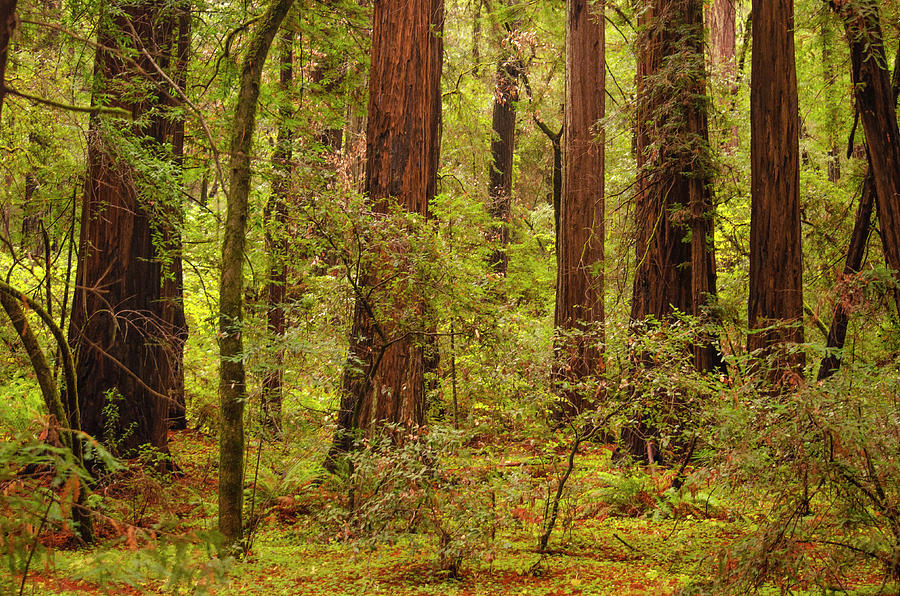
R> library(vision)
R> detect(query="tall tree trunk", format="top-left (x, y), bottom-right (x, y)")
top-left (631, 0), bottom-right (717, 355)
top-left (218, 0), bottom-right (296, 548)
top-left (166, 1), bottom-right (190, 431)
top-left (262, 28), bottom-right (292, 436)
top-left (830, 0), bottom-right (900, 283)
top-left (552, 0), bottom-right (605, 417)
top-left (68, 1), bottom-right (180, 457)
top-left (626, 0), bottom-right (716, 459)
top-left (487, 53), bottom-right (518, 274)
top-left (747, 0), bottom-right (804, 380)
top-left (818, 38), bottom-right (900, 380)
top-left (326, 0), bottom-right (444, 468)
top-left (707, 0), bottom-right (737, 149)
top-left (0, 0), bottom-right (18, 121)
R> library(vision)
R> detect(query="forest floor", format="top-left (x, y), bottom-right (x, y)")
top-left (4, 428), bottom-right (892, 595)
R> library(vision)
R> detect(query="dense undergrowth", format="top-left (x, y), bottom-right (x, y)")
top-left (2, 350), bottom-right (899, 595)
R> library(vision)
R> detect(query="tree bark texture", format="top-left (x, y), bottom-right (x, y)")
top-left (0, 0), bottom-right (18, 121)
top-left (166, 2), bottom-right (191, 430)
top-left (707, 0), bottom-right (737, 149)
top-left (68, 1), bottom-right (181, 456)
top-left (262, 28), bottom-right (293, 436)
top-left (708, 0), bottom-right (735, 69)
top-left (327, 0), bottom-right (444, 466)
top-left (625, 0), bottom-right (716, 460)
top-left (631, 0), bottom-right (717, 369)
top-left (218, 0), bottom-right (295, 547)
top-left (830, 0), bottom-right (900, 286)
top-left (487, 54), bottom-right (518, 274)
top-left (553, 0), bottom-right (605, 417)
top-left (747, 0), bottom-right (804, 378)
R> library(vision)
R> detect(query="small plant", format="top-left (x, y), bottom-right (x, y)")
top-left (331, 426), bottom-right (510, 578)
top-left (101, 388), bottom-right (137, 456)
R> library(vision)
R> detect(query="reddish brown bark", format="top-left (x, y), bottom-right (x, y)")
top-left (708, 0), bottom-right (735, 69)
top-left (747, 0), bottom-right (804, 378)
top-left (327, 0), bottom-right (443, 465)
top-left (631, 0), bottom-right (717, 368)
top-left (625, 0), bottom-right (716, 460)
top-left (552, 0), bottom-right (605, 417)
top-left (708, 0), bottom-right (737, 149)
top-left (818, 37), bottom-right (900, 380)
top-left (165, 2), bottom-right (190, 430)
top-left (487, 55), bottom-right (518, 274)
top-left (68, 2), bottom-right (180, 455)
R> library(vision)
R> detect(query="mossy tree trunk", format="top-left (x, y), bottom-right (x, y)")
top-left (218, 0), bottom-right (296, 547)
top-left (625, 0), bottom-right (717, 460)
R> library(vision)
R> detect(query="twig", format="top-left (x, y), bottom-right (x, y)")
top-left (2, 85), bottom-right (130, 118)
top-left (19, 499), bottom-right (53, 596)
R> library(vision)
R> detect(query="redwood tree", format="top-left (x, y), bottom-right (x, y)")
top-left (553, 0), bottom-right (605, 416)
top-left (630, 0), bottom-right (717, 366)
top-left (747, 0), bottom-right (804, 378)
top-left (625, 0), bottom-right (717, 459)
top-left (326, 0), bottom-right (444, 466)
top-left (68, 0), bottom-right (181, 456)
top-left (818, 30), bottom-right (900, 380)
top-left (487, 50), bottom-right (519, 274)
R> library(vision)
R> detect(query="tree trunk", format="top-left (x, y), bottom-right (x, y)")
top-left (626, 0), bottom-right (717, 459)
top-left (262, 27), bottom-right (293, 436)
top-left (533, 117), bottom-right (562, 252)
top-left (818, 37), bottom-right (900, 380)
top-left (817, 174), bottom-right (874, 380)
top-left (0, 282), bottom-right (93, 543)
top-left (326, 0), bottom-right (444, 468)
top-left (747, 0), bottom-right (804, 381)
top-left (631, 0), bottom-right (717, 357)
top-left (707, 0), bottom-right (737, 149)
top-left (166, 2), bottom-right (190, 431)
top-left (68, 1), bottom-right (180, 457)
top-left (0, 0), bottom-right (18, 121)
top-left (830, 0), bottom-right (900, 285)
top-left (218, 0), bottom-right (295, 548)
top-left (487, 54), bottom-right (518, 274)
top-left (552, 0), bottom-right (605, 417)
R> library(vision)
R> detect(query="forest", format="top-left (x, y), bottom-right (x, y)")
top-left (1, 0), bottom-right (899, 592)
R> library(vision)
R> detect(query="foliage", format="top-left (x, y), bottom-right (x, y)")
top-left (697, 357), bottom-right (900, 592)
top-left (330, 426), bottom-right (513, 578)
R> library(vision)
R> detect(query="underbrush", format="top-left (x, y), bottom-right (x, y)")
top-left (4, 351), bottom-right (900, 594)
